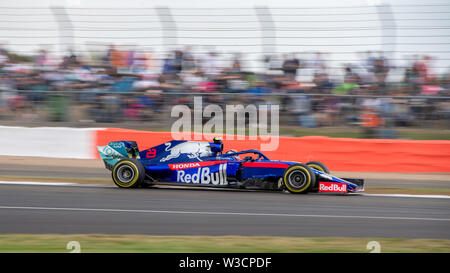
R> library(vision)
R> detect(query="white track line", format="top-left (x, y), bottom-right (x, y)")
top-left (0, 181), bottom-right (79, 186)
top-left (0, 181), bottom-right (110, 187)
top-left (0, 205), bottom-right (448, 222)
top-left (0, 181), bottom-right (449, 199)
top-left (360, 193), bottom-right (450, 199)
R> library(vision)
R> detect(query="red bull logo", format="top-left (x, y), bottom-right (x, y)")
top-left (318, 182), bottom-right (347, 193)
top-left (176, 164), bottom-right (227, 185)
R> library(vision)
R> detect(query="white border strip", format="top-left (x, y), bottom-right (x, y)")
top-left (0, 205), bottom-right (448, 222)
top-left (0, 181), bottom-right (78, 186)
top-left (0, 181), bottom-right (449, 199)
top-left (0, 181), bottom-right (108, 187)
top-left (359, 193), bottom-right (450, 199)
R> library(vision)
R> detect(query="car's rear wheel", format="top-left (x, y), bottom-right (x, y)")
top-left (112, 158), bottom-right (145, 188)
top-left (283, 164), bottom-right (316, 194)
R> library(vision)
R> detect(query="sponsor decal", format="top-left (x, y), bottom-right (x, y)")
top-left (160, 141), bottom-right (212, 162)
top-left (169, 161), bottom-right (227, 170)
top-left (109, 142), bottom-right (124, 149)
top-left (176, 163), bottom-right (228, 185)
top-left (170, 162), bottom-right (201, 170)
top-left (318, 182), bottom-right (347, 193)
top-left (100, 146), bottom-right (124, 159)
top-left (242, 162), bottom-right (290, 168)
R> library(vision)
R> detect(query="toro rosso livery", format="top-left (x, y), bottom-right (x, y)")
top-left (97, 138), bottom-right (364, 194)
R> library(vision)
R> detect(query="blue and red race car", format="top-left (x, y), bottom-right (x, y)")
top-left (97, 138), bottom-right (364, 194)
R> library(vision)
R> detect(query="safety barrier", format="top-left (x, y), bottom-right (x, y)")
top-left (94, 128), bottom-right (450, 173)
top-left (0, 126), bottom-right (447, 172)
top-left (0, 126), bottom-right (99, 159)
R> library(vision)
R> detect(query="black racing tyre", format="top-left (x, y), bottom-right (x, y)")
top-left (283, 163), bottom-right (316, 194)
top-left (306, 161), bottom-right (329, 192)
top-left (306, 161), bottom-right (330, 174)
top-left (112, 158), bottom-right (145, 188)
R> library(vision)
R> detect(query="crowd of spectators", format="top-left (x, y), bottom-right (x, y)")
top-left (0, 45), bottom-right (449, 134)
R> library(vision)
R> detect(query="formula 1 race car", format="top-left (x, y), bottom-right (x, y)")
top-left (97, 138), bottom-right (364, 194)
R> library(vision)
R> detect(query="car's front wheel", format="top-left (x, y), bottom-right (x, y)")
top-left (283, 164), bottom-right (316, 194)
top-left (112, 158), bottom-right (145, 188)
top-left (306, 161), bottom-right (329, 174)
top-left (306, 161), bottom-right (329, 192)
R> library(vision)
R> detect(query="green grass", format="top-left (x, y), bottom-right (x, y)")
top-left (0, 235), bottom-right (449, 253)
top-left (280, 127), bottom-right (450, 140)
top-left (395, 128), bottom-right (450, 140)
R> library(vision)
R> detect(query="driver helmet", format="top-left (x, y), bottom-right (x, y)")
top-left (224, 149), bottom-right (240, 160)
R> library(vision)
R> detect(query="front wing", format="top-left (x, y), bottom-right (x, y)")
top-left (314, 170), bottom-right (365, 193)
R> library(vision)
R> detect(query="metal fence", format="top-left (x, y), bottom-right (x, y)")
top-left (1, 90), bottom-right (449, 131)
top-left (1, 3), bottom-right (450, 78)
top-left (1, 3), bottom-right (450, 134)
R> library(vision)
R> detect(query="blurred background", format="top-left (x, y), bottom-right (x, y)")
top-left (0, 0), bottom-right (449, 139)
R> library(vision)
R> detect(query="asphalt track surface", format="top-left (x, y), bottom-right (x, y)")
top-left (0, 183), bottom-right (449, 239)
top-left (2, 162), bottom-right (450, 189)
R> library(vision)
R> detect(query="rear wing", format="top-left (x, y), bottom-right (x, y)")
top-left (97, 139), bottom-right (225, 169)
top-left (97, 141), bottom-right (140, 170)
